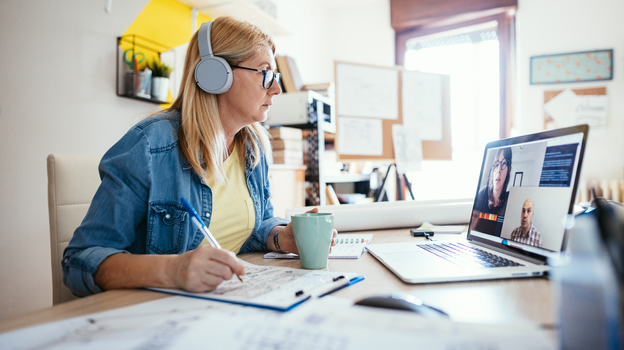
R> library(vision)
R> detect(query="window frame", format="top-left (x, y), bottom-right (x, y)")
top-left (395, 9), bottom-right (516, 139)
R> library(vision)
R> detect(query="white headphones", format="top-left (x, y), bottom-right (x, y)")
top-left (194, 21), bottom-right (233, 94)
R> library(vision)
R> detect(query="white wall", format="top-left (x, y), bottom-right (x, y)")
top-left (516, 0), bottom-right (624, 181)
top-left (0, 0), bottom-right (394, 320)
top-left (272, 0), bottom-right (394, 85)
top-left (0, 0), bottom-right (156, 320)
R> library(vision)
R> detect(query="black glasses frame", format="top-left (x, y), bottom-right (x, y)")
top-left (492, 160), bottom-right (508, 171)
top-left (231, 65), bottom-right (281, 89)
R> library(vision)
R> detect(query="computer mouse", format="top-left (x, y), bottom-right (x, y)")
top-left (354, 293), bottom-right (449, 318)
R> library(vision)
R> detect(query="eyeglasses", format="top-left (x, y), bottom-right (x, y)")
top-left (230, 65), bottom-right (281, 89)
top-left (492, 160), bottom-right (508, 171)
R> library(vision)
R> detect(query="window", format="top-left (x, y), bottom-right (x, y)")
top-left (391, 2), bottom-right (516, 201)
top-left (404, 23), bottom-right (501, 200)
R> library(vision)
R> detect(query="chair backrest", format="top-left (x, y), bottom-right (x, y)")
top-left (47, 154), bottom-right (102, 304)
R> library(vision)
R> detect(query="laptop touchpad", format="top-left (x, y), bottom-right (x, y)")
top-left (383, 250), bottom-right (438, 263)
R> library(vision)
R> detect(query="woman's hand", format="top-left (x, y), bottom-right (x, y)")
top-left (276, 207), bottom-right (338, 254)
top-left (165, 245), bottom-right (245, 293)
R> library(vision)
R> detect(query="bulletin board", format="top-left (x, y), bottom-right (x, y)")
top-left (334, 61), bottom-right (451, 161)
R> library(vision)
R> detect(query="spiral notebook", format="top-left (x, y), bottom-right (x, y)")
top-left (264, 234), bottom-right (373, 259)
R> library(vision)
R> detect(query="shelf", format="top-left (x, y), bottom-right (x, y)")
top-left (116, 35), bottom-right (174, 105)
top-left (118, 94), bottom-right (168, 105)
top-left (269, 164), bottom-right (306, 171)
top-left (178, 0), bottom-right (291, 36)
top-left (325, 174), bottom-right (371, 183)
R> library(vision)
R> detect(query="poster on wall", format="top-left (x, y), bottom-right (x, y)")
top-left (530, 49), bottom-right (612, 85)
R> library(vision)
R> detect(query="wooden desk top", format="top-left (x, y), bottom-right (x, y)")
top-left (0, 228), bottom-right (556, 334)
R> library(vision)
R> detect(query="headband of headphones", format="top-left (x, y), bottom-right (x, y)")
top-left (197, 21), bottom-right (215, 59)
top-left (194, 21), bottom-right (233, 94)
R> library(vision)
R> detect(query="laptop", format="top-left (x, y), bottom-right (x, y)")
top-left (366, 124), bottom-right (589, 284)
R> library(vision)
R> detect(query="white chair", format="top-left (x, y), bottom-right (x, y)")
top-left (47, 154), bottom-right (101, 304)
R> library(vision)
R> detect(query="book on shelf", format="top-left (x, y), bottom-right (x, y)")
top-left (271, 139), bottom-right (303, 151)
top-left (326, 184), bottom-right (340, 205)
top-left (268, 127), bottom-right (303, 140)
top-left (272, 156), bottom-right (304, 166)
top-left (273, 149), bottom-right (303, 159)
top-left (286, 56), bottom-right (304, 92)
top-left (275, 56), bottom-right (303, 93)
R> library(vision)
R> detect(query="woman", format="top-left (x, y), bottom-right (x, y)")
top-left (63, 17), bottom-right (335, 297)
top-left (474, 147), bottom-right (512, 216)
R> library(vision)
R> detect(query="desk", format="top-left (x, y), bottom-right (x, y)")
top-left (0, 228), bottom-right (556, 335)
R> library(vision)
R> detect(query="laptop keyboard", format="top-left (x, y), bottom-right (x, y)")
top-left (418, 242), bottom-right (524, 268)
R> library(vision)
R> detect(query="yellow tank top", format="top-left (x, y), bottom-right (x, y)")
top-left (201, 143), bottom-right (256, 253)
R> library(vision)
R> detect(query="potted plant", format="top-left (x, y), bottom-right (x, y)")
top-left (148, 58), bottom-right (173, 102)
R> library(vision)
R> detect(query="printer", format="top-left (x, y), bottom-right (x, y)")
top-left (265, 90), bottom-right (336, 133)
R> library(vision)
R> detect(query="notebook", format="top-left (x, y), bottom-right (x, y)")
top-left (147, 261), bottom-right (364, 311)
top-left (366, 125), bottom-right (588, 284)
top-left (264, 234), bottom-right (373, 259)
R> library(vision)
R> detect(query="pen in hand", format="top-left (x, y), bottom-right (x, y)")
top-left (180, 197), bottom-right (243, 283)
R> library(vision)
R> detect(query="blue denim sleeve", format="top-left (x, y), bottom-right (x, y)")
top-left (62, 127), bottom-right (151, 297)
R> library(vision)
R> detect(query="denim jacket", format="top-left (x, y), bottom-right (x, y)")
top-left (62, 110), bottom-right (288, 297)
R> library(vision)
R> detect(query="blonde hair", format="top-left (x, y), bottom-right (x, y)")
top-left (165, 16), bottom-right (274, 185)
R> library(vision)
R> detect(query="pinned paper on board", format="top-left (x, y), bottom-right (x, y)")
top-left (392, 124), bottom-right (423, 174)
top-left (336, 63), bottom-right (399, 120)
top-left (543, 87), bottom-right (607, 130)
top-left (337, 117), bottom-right (383, 156)
top-left (402, 70), bottom-right (443, 141)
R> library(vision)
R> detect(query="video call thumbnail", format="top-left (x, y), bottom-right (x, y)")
top-left (470, 140), bottom-right (579, 252)
top-left (499, 186), bottom-right (571, 251)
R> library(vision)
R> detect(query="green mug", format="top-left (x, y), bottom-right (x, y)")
top-left (291, 213), bottom-right (334, 269)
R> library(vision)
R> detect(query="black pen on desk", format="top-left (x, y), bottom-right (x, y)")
top-left (181, 197), bottom-right (243, 283)
top-left (295, 275), bottom-right (346, 298)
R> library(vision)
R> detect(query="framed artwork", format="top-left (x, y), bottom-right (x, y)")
top-left (530, 49), bottom-right (613, 85)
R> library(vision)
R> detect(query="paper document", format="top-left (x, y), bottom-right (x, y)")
top-left (265, 234), bottom-right (373, 259)
top-left (402, 70), bottom-right (443, 141)
top-left (337, 117), bottom-right (383, 156)
top-left (544, 88), bottom-right (607, 129)
top-left (0, 296), bottom-right (276, 350)
top-left (147, 261), bottom-right (363, 311)
top-left (392, 124), bottom-right (423, 174)
top-left (336, 63), bottom-right (399, 120)
top-left (176, 297), bottom-right (556, 350)
top-left (0, 296), bottom-right (555, 350)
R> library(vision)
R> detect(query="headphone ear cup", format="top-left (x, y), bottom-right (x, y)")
top-left (194, 56), bottom-right (233, 94)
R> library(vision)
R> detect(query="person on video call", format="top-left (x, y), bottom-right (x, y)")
top-left (62, 17), bottom-right (336, 297)
top-left (509, 198), bottom-right (542, 248)
top-left (474, 148), bottom-right (512, 216)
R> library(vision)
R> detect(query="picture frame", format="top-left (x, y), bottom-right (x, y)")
top-left (530, 49), bottom-right (613, 85)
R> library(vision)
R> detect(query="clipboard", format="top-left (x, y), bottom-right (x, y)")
top-left (146, 262), bottom-right (364, 312)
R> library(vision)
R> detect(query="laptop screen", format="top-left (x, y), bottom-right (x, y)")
top-left (468, 126), bottom-right (587, 257)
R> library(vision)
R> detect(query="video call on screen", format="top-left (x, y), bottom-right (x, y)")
top-left (470, 134), bottom-right (582, 253)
